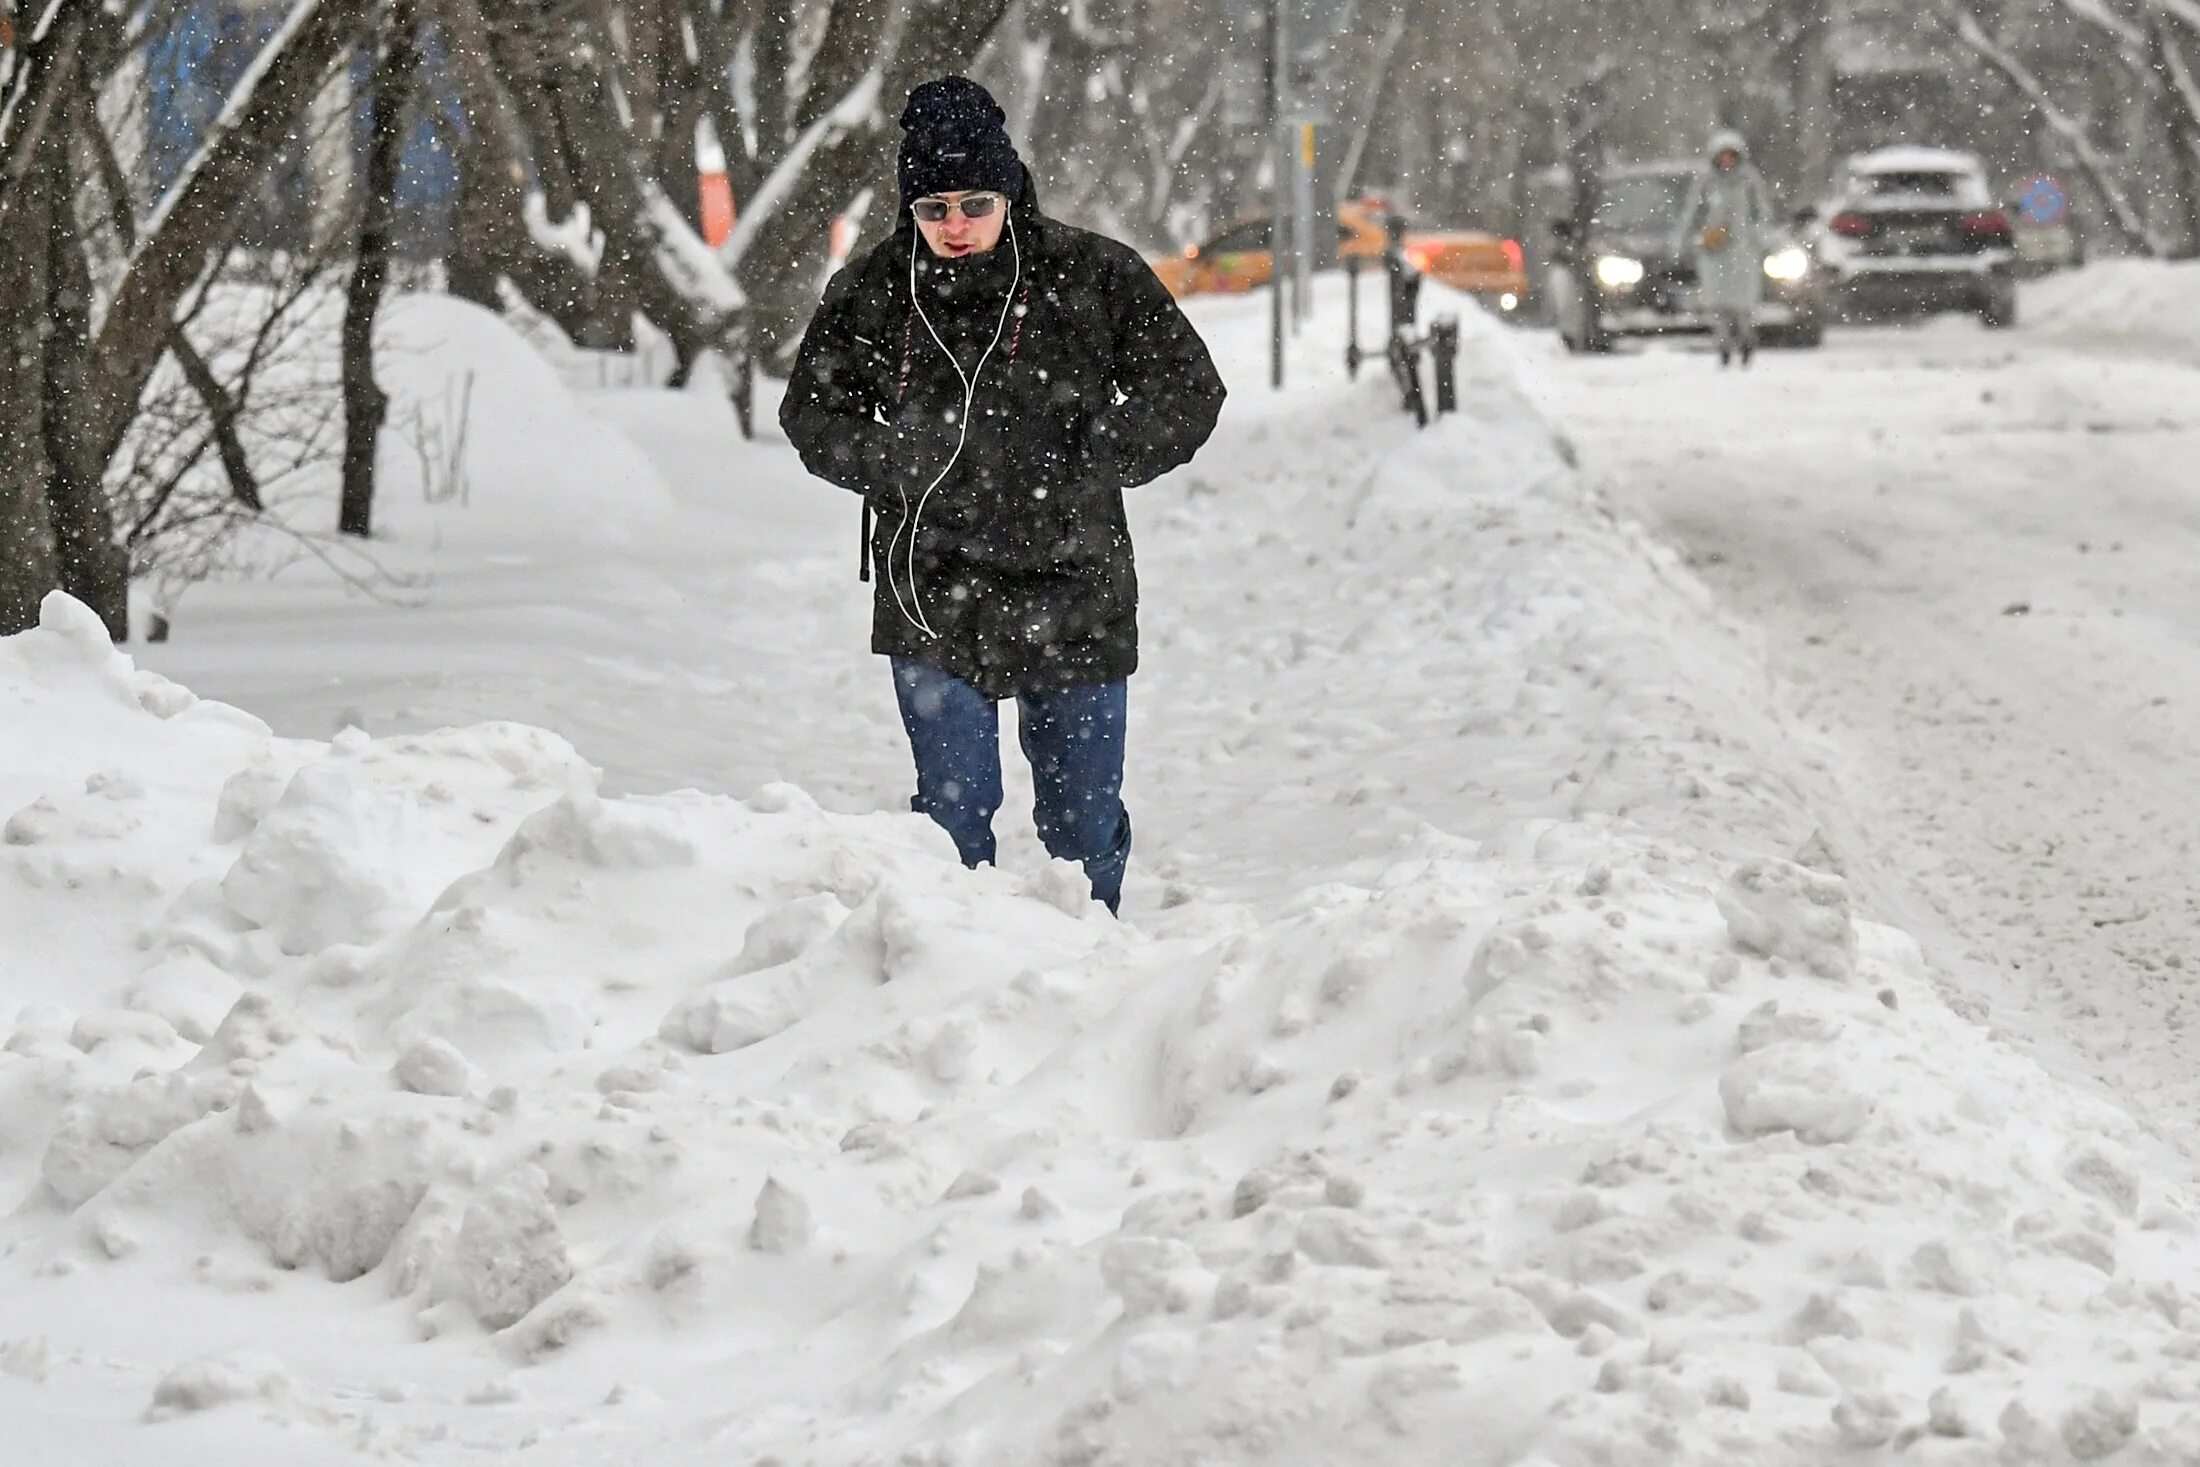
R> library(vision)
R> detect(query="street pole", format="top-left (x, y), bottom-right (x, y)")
top-left (1295, 121), bottom-right (1316, 329)
top-left (1269, 0), bottom-right (1287, 388)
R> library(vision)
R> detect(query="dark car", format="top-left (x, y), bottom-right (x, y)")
top-left (1543, 161), bottom-right (1825, 352)
top-left (1813, 147), bottom-right (2019, 328)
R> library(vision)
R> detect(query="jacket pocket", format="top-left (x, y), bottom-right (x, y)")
top-left (972, 568), bottom-right (1122, 666)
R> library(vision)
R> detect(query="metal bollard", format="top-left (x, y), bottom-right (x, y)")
top-left (1345, 255), bottom-right (1363, 379)
top-left (1390, 334), bottom-right (1427, 428)
top-left (1386, 254), bottom-right (1422, 337)
top-left (1382, 212), bottom-right (1421, 337)
top-left (1431, 316), bottom-right (1459, 417)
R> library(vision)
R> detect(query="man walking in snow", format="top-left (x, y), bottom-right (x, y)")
top-left (1676, 127), bottom-right (1774, 368)
top-left (779, 76), bottom-right (1226, 914)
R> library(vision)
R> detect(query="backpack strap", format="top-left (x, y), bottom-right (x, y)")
top-left (896, 305), bottom-right (916, 403)
top-left (1005, 281), bottom-right (1033, 362)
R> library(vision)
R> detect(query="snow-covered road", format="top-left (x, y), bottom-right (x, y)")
top-left (1511, 279), bottom-right (2200, 1147)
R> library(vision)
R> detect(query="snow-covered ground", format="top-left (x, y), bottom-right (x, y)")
top-left (9, 273), bottom-right (2200, 1464)
top-left (1509, 267), bottom-right (2200, 1151)
top-left (2026, 260), bottom-right (2200, 366)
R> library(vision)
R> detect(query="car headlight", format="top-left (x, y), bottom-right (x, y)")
top-left (1594, 255), bottom-right (1646, 290)
top-left (1762, 247), bottom-right (1811, 282)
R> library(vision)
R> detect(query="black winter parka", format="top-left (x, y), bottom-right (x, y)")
top-left (779, 170), bottom-right (1226, 700)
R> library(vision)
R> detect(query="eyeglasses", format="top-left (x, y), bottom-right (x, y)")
top-left (911, 194), bottom-right (1003, 223)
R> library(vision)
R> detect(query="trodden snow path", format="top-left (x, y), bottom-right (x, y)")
top-left (1508, 268), bottom-right (2200, 1157)
top-left (8, 278), bottom-right (2200, 1464)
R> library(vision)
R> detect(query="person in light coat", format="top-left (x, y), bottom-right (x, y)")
top-left (1675, 127), bottom-right (1774, 367)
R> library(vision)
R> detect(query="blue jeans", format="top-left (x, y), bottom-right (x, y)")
top-left (890, 659), bottom-right (1131, 913)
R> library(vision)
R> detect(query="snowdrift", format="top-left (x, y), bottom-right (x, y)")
top-left (133, 289), bottom-right (674, 623)
top-left (371, 293), bottom-right (677, 550)
top-left (9, 303), bottom-right (2200, 1466)
top-left (2027, 260), bottom-right (2200, 361)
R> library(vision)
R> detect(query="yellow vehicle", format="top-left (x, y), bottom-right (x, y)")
top-left (1151, 198), bottom-right (1528, 313)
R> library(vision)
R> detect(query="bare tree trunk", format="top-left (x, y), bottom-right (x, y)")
top-left (1021, 6), bottom-right (1101, 201)
top-left (735, 1), bottom-right (796, 206)
top-left (43, 88), bottom-right (129, 638)
top-left (80, 78), bottom-right (264, 514)
top-left (441, 0), bottom-right (747, 385)
top-left (171, 330), bottom-right (266, 513)
top-left (341, 0), bottom-right (420, 540)
top-left (0, 113), bottom-right (59, 635)
top-left (620, 0), bottom-right (670, 154)
top-left (1136, 71), bottom-right (1221, 230)
top-left (445, 145), bottom-right (505, 310)
top-left (483, 0), bottom-right (584, 220)
top-left (681, 0), bottom-right (751, 217)
top-left (610, 0), bottom-right (704, 235)
top-left (0, 0), bottom-right (90, 233)
top-left (1786, 1), bottom-right (1833, 194)
top-left (547, 26), bottom-right (722, 378)
top-left (428, 0), bottom-right (616, 344)
top-left (2153, 15), bottom-right (2200, 255)
top-left (656, 66), bottom-right (705, 232)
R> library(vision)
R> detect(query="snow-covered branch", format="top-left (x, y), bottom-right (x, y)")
top-left (92, 0), bottom-right (372, 466)
top-left (2147, 0), bottom-right (2200, 36)
top-left (136, 0), bottom-right (323, 244)
top-left (1686, 0), bottom-right (1777, 41)
top-left (0, 0), bottom-right (50, 129)
top-left (721, 67), bottom-right (883, 272)
top-left (1065, 0), bottom-right (1135, 49)
top-left (2053, 1), bottom-right (2200, 174)
top-left (2057, 0), bottom-right (2148, 48)
top-left (2162, 20), bottom-right (2200, 164)
top-left (524, 192), bottom-right (603, 275)
top-left (1131, 71), bottom-right (1220, 226)
top-left (1167, 73), bottom-right (1224, 175)
top-left (641, 181), bottom-right (745, 314)
top-left (1934, 0), bottom-right (2164, 254)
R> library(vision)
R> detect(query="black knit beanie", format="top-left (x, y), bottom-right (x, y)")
top-left (898, 77), bottom-right (1023, 209)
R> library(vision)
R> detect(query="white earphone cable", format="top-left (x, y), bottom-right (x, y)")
top-left (888, 212), bottom-right (1023, 639)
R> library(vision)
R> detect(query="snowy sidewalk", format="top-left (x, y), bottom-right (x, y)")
top-left (7, 289), bottom-right (2200, 1464)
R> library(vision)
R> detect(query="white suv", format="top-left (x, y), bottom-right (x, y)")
top-left (1814, 147), bottom-right (2019, 329)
